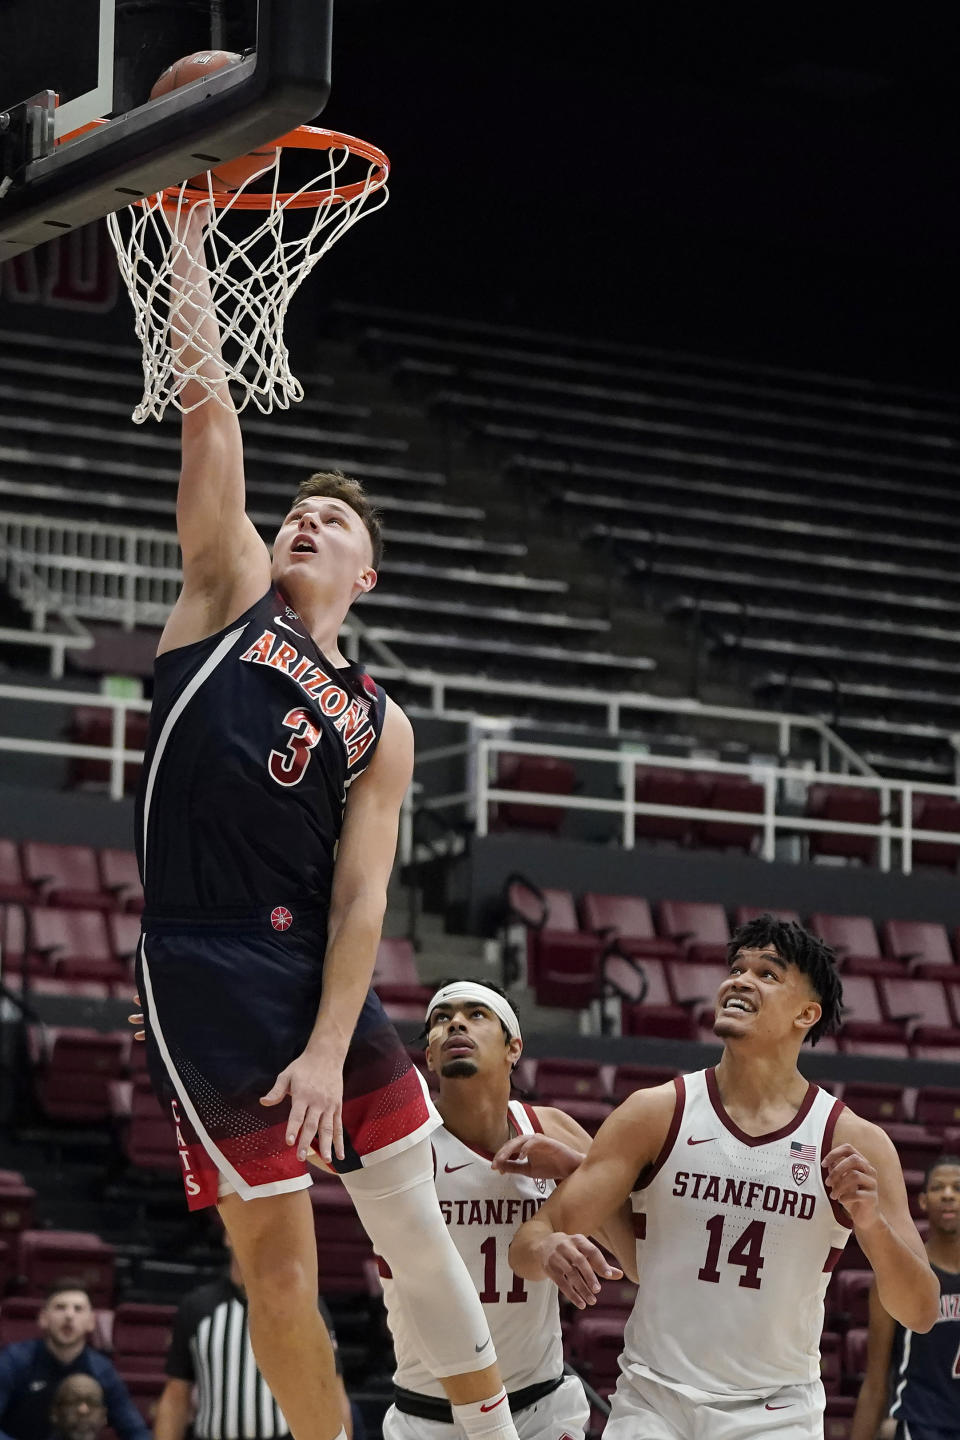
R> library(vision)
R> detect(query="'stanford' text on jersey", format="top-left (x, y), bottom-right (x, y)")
top-left (379, 1101), bottom-right (564, 1397)
top-left (135, 588), bottom-right (386, 913)
top-left (622, 1068), bottom-right (851, 1402)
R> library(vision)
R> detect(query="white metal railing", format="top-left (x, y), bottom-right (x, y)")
top-left (0, 682), bottom-right (150, 801)
top-left (416, 737), bottom-right (960, 876)
top-left (0, 510), bottom-right (877, 776)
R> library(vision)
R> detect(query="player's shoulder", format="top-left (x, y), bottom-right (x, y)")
top-left (831, 1103), bottom-right (898, 1161)
top-left (530, 1104), bottom-right (587, 1143)
top-left (615, 1077), bottom-right (681, 1121)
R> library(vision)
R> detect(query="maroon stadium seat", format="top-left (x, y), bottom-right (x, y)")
top-left (21, 843), bottom-right (113, 911)
top-left (1, 902), bottom-right (30, 976)
top-left (0, 1179), bottom-right (36, 1238)
top-left (0, 839), bottom-right (34, 904)
top-left (610, 1065), bottom-right (679, 1103)
top-left (883, 919), bottom-right (958, 979)
top-left (112, 1303), bottom-right (177, 1375)
top-left (633, 767), bottom-right (711, 847)
top-left (657, 900), bottom-right (730, 963)
top-left (98, 848), bottom-right (145, 913)
top-left (912, 794), bottom-right (960, 870)
top-left (491, 754), bottom-right (575, 834)
top-left (809, 913), bottom-right (901, 977)
top-left (108, 911), bottom-right (142, 969)
top-left (18, 1230), bottom-right (115, 1305)
top-left (372, 937), bottom-right (432, 1014)
top-left (805, 784), bottom-right (881, 864)
top-left (33, 1028), bottom-right (129, 1123)
top-left (120, 1373), bottom-right (165, 1426)
top-left (698, 775), bottom-right (765, 853)
top-left (835, 975), bottom-right (903, 1046)
top-left (733, 906), bottom-right (802, 927)
top-left (838, 1083), bottom-right (907, 1125)
top-left (606, 956), bottom-right (696, 1040)
top-left (878, 977), bottom-right (959, 1045)
top-left (568, 1313), bottom-right (624, 1397)
top-left (115, 1075), bottom-right (179, 1174)
top-left (824, 1398), bottom-right (855, 1440)
top-left (881, 1123), bottom-right (943, 1172)
top-left (552, 1098), bottom-right (611, 1135)
top-left (818, 1346), bottom-right (842, 1396)
top-left (0, 1297), bottom-right (43, 1346)
top-left (65, 707), bottom-right (148, 795)
top-left (29, 906), bottom-right (127, 984)
top-left (580, 893), bottom-right (680, 959)
top-left (666, 961), bottom-right (728, 1026)
top-left (507, 885), bottom-right (603, 1009)
top-left (838, 1037), bottom-right (910, 1060)
top-left (831, 1270), bottom-right (872, 1327)
top-left (533, 1059), bottom-right (607, 1102)
top-left (915, 1087), bottom-right (960, 1130)
top-left (843, 1328), bottom-right (869, 1385)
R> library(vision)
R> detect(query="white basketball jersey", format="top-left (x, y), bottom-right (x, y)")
top-left (622, 1068), bottom-right (851, 1401)
top-left (381, 1101), bottom-right (563, 1397)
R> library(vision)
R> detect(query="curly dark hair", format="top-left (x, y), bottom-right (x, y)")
top-left (923, 1154), bottom-right (960, 1191)
top-left (726, 915), bottom-right (843, 1046)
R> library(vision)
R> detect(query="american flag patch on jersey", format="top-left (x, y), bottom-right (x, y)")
top-left (791, 1140), bottom-right (817, 1162)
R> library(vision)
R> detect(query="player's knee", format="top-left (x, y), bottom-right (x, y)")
top-left (242, 1251), bottom-right (316, 1323)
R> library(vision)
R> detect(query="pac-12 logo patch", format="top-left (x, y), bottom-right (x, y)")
top-left (792, 1162), bottom-right (810, 1185)
top-left (271, 906), bottom-right (293, 931)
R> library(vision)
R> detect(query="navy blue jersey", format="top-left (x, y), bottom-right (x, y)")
top-left (889, 1263), bottom-right (960, 1435)
top-left (134, 587), bottom-right (385, 914)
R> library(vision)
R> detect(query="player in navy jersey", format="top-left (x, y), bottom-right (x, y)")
top-left (130, 204), bottom-right (523, 1440)
top-left (852, 1154), bottom-right (960, 1440)
top-left (511, 916), bottom-right (938, 1438)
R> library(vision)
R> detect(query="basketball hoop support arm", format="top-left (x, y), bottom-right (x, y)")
top-left (0, 0), bottom-right (333, 258)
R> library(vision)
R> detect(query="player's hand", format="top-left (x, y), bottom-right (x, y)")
top-left (127, 994), bottom-right (145, 1043)
top-left (492, 1133), bottom-right (585, 1181)
top-left (823, 1143), bottom-right (882, 1230)
top-left (260, 1049), bottom-right (346, 1164)
top-left (536, 1232), bottom-right (622, 1309)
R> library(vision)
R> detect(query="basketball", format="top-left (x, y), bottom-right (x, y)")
top-left (150, 50), bottom-right (278, 192)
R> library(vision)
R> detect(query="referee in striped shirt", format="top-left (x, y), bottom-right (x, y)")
top-left (154, 1241), bottom-right (354, 1440)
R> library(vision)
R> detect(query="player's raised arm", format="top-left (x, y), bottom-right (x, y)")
top-left (825, 1112), bottom-right (939, 1333)
top-left (159, 203), bottom-right (270, 653)
top-left (509, 1083), bottom-right (676, 1308)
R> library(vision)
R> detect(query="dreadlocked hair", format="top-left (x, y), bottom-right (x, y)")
top-left (726, 915), bottom-right (843, 1046)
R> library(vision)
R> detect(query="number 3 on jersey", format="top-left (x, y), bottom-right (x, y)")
top-left (269, 707), bottom-right (322, 786)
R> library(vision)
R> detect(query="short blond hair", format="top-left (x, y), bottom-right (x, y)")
top-left (292, 470), bottom-right (383, 569)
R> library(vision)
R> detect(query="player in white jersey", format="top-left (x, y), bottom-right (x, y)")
top-left (379, 978), bottom-right (635, 1440)
top-left (511, 915), bottom-right (939, 1439)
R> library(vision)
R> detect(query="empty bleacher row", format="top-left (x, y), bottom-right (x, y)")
top-left (0, 327), bottom-right (653, 694)
top-left (343, 304), bottom-right (960, 781)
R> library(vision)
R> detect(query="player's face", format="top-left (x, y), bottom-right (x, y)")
top-left (713, 946), bottom-right (821, 1048)
top-left (40, 1291), bottom-right (95, 1350)
top-left (272, 498), bottom-right (376, 606)
top-left (425, 1000), bottom-right (519, 1084)
top-left (50, 1377), bottom-right (106, 1440)
top-left (920, 1164), bottom-right (960, 1234)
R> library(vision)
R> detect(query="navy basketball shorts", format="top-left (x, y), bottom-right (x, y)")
top-left (135, 907), bottom-right (439, 1211)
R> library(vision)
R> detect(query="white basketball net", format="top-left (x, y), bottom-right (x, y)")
top-left (105, 131), bottom-right (389, 423)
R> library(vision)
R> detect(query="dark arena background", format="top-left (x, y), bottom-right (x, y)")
top-left (1, 3), bottom-right (959, 1436)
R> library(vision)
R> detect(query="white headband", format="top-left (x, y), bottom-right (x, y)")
top-left (425, 982), bottom-right (522, 1041)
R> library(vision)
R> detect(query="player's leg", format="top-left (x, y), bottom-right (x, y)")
top-left (219, 1188), bottom-right (343, 1440)
top-left (513, 1377), bottom-right (590, 1440)
top-left (342, 1140), bottom-right (520, 1438)
top-left (603, 1372), bottom-right (688, 1440)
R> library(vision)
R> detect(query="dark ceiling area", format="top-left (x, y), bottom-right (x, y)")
top-left (325, 3), bottom-right (959, 383)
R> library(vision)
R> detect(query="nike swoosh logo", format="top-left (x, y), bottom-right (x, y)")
top-left (687, 1136), bottom-right (716, 1146)
top-left (479, 1393), bottom-right (506, 1411)
top-left (274, 616), bottom-right (303, 636)
top-left (765, 1404), bottom-right (791, 1411)
top-left (445, 1161), bottom-right (474, 1173)
top-left (475, 1336), bottom-right (492, 1353)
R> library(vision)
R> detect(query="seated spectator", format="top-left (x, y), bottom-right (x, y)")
top-left (154, 1233), bottom-right (359, 1440)
top-left (0, 1278), bottom-right (148, 1440)
top-left (48, 1377), bottom-right (107, 1440)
